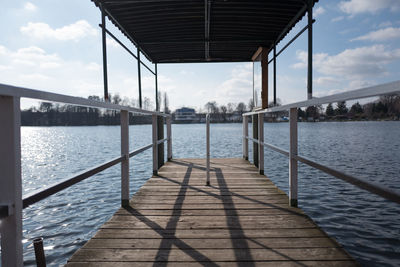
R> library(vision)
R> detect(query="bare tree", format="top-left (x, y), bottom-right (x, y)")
top-left (112, 93), bottom-right (121, 105)
top-left (205, 101), bottom-right (219, 114)
top-left (236, 102), bottom-right (246, 115)
top-left (220, 105), bottom-right (228, 122)
top-left (248, 98), bottom-right (254, 111)
top-left (380, 94), bottom-right (399, 115)
top-left (143, 97), bottom-right (153, 110)
top-left (227, 102), bottom-right (236, 113)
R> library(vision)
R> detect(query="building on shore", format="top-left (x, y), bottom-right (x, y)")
top-left (173, 107), bottom-right (199, 123)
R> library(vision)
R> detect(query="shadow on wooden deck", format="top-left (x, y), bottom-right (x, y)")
top-left (66, 158), bottom-right (357, 266)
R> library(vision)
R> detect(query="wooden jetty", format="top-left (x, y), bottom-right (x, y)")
top-left (67, 158), bottom-right (356, 266)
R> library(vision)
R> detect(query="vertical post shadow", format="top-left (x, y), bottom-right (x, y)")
top-left (153, 163), bottom-right (192, 266)
top-left (215, 167), bottom-right (255, 266)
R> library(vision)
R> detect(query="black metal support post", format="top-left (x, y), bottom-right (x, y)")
top-left (101, 4), bottom-right (109, 101)
top-left (273, 44), bottom-right (277, 105)
top-left (307, 1), bottom-right (313, 100)
top-left (33, 237), bottom-right (46, 267)
top-left (155, 63), bottom-right (159, 111)
top-left (157, 116), bottom-right (164, 168)
top-left (252, 114), bottom-right (258, 168)
top-left (137, 48), bottom-right (142, 108)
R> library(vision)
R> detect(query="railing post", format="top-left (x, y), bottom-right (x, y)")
top-left (157, 116), bottom-right (164, 168)
top-left (289, 108), bottom-right (298, 207)
top-left (206, 114), bottom-right (210, 186)
top-left (120, 110), bottom-right (129, 207)
top-left (152, 114), bottom-right (158, 175)
top-left (0, 96), bottom-right (23, 266)
top-left (242, 115), bottom-right (248, 160)
top-left (252, 114), bottom-right (258, 167)
top-left (167, 116), bottom-right (172, 161)
top-left (258, 113), bottom-right (264, 175)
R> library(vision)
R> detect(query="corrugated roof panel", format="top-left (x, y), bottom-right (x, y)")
top-left (92, 0), bottom-right (318, 63)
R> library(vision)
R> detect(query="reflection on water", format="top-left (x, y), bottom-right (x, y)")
top-left (18, 122), bottom-right (400, 266)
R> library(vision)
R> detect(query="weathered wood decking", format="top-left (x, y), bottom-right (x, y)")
top-left (67, 158), bottom-right (356, 266)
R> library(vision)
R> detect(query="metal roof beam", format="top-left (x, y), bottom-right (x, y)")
top-left (267, 19), bottom-right (314, 64)
top-left (94, 0), bottom-right (154, 62)
top-left (205, 0), bottom-right (211, 60)
top-left (141, 39), bottom-right (274, 45)
top-left (273, 3), bottom-right (307, 49)
top-left (101, 25), bottom-right (155, 75)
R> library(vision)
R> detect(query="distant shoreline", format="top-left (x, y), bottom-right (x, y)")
top-left (20, 118), bottom-right (400, 127)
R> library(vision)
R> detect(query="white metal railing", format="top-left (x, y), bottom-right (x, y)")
top-left (0, 83), bottom-right (172, 266)
top-left (243, 80), bottom-right (400, 207)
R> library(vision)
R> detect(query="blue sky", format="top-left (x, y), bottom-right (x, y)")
top-left (1, 0), bottom-right (400, 111)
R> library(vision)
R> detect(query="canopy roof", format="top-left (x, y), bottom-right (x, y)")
top-left (93, 0), bottom-right (317, 63)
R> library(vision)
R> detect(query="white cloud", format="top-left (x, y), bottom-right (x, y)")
top-left (292, 45), bottom-right (400, 80)
top-left (0, 45), bottom-right (9, 55)
top-left (21, 73), bottom-right (51, 82)
top-left (339, 0), bottom-right (400, 16)
top-left (0, 45), bottom-right (105, 99)
top-left (20, 20), bottom-right (97, 41)
top-left (106, 37), bottom-right (119, 48)
top-left (314, 77), bottom-right (339, 86)
top-left (314, 7), bottom-right (326, 18)
top-left (348, 80), bottom-right (373, 89)
top-left (0, 65), bottom-right (12, 71)
top-left (85, 62), bottom-right (101, 71)
top-left (24, 2), bottom-right (37, 11)
top-left (11, 46), bottom-right (61, 69)
top-left (179, 70), bottom-right (194, 75)
top-left (351, 27), bottom-right (400, 42)
top-left (331, 16), bottom-right (344, 22)
top-left (215, 63), bottom-right (253, 104)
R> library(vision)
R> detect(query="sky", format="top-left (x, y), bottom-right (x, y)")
top-left (1, 0), bottom-right (400, 111)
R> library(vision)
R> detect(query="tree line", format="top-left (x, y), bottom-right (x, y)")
top-left (297, 95), bottom-right (400, 121)
top-left (21, 94), bottom-right (400, 126)
top-left (21, 92), bottom-right (170, 126)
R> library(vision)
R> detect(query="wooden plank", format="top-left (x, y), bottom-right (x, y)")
top-left (67, 158), bottom-right (356, 266)
top-left (69, 247), bottom-right (352, 262)
top-left (66, 261), bottom-right (357, 267)
top-left (100, 221), bottom-right (315, 230)
top-left (147, 177), bottom-right (276, 182)
top-left (114, 208), bottom-right (304, 216)
top-left (125, 203), bottom-right (297, 210)
top-left (83, 237), bottom-right (340, 249)
top-left (92, 228), bottom-right (329, 239)
top-left (129, 195), bottom-right (288, 203)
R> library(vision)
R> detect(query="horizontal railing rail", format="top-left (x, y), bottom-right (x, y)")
top-left (0, 83), bottom-right (173, 266)
top-left (157, 138), bottom-right (168, 145)
top-left (22, 142), bottom-right (159, 209)
top-left (0, 83), bottom-right (170, 117)
top-left (242, 80), bottom-right (400, 206)
top-left (129, 144), bottom-right (153, 157)
top-left (22, 155), bottom-right (124, 209)
top-left (248, 137), bottom-right (400, 204)
top-left (293, 154), bottom-right (400, 204)
top-left (246, 136), bottom-right (289, 157)
top-left (244, 80), bottom-right (400, 116)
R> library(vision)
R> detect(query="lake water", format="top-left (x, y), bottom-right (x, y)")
top-left (8, 122), bottom-right (400, 266)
